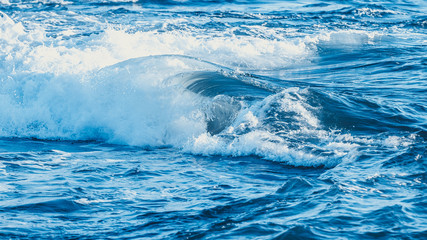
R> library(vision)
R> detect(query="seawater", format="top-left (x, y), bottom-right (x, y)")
top-left (0, 0), bottom-right (426, 239)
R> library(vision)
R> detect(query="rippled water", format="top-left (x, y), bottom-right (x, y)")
top-left (0, 0), bottom-right (426, 239)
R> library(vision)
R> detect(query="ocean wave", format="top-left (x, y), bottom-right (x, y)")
top-left (0, 8), bottom-right (423, 167)
top-left (0, 54), bottom-right (419, 167)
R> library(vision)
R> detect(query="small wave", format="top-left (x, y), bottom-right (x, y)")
top-left (5, 199), bottom-right (84, 213)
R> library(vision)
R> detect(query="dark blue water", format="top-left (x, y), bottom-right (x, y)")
top-left (0, 0), bottom-right (426, 239)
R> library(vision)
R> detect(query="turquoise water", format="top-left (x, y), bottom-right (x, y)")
top-left (0, 0), bottom-right (426, 239)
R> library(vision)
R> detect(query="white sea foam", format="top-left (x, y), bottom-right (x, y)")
top-left (1, 9), bottom-right (314, 75)
top-left (355, 8), bottom-right (400, 17)
top-left (0, 55), bottom-right (216, 146)
top-left (182, 88), bottom-right (358, 167)
top-left (74, 198), bottom-right (111, 205)
top-left (304, 29), bottom-right (386, 49)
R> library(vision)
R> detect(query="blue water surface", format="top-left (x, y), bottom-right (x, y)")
top-left (0, 0), bottom-right (426, 239)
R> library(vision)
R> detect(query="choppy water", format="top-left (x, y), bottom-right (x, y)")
top-left (0, 0), bottom-right (426, 239)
